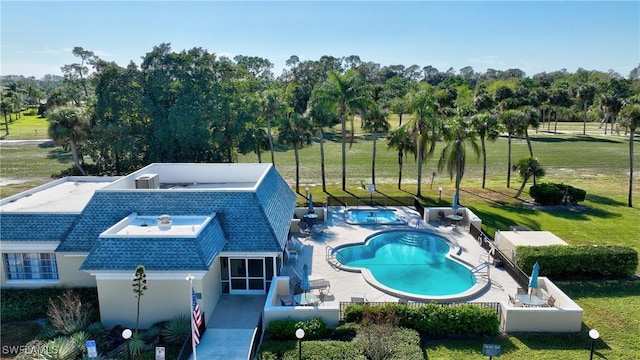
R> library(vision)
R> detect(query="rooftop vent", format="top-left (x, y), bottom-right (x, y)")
top-left (158, 214), bottom-right (172, 230)
top-left (135, 174), bottom-right (160, 189)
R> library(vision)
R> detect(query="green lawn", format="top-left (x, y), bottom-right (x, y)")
top-left (1, 118), bottom-right (639, 359)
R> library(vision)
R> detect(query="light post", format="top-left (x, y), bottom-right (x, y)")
top-left (438, 187), bottom-right (443, 204)
top-left (305, 186), bottom-right (309, 200)
top-left (121, 328), bottom-right (132, 360)
top-left (589, 329), bottom-right (600, 360)
top-left (295, 328), bottom-right (305, 360)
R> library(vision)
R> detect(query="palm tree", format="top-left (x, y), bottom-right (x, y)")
top-left (390, 95), bottom-right (409, 127)
top-left (278, 112), bottom-right (313, 193)
top-left (576, 83), bottom-right (597, 135)
top-left (470, 113), bottom-right (501, 188)
top-left (306, 93), bottom-right (340, 192)
top-left (315, 70), bottom-right (372, 191)
top-left (437, 116), bottom-right (480, 207)
top-left (362, 105), bottom-right (390, 186)
top-left (261, 90), bottom-right (285, 165)
top-left (520, 106), bottom-right (541, 158)
top-left (47, 106), bottom-right (89, 175)
top-left (498, 109), bottom-right (527, 188)
top-left (513, 157), bottom-right (546, 198)
top-left (407, 89), bottom-right (439, 196)
top-left (618, 103), bottom-right (640, 207)
top-left (387, 125), bottom-right (414, 190)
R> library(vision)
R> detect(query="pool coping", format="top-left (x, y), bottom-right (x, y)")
top-left (329, 228), bottom-right (491, 303)
top-left (344, 207), bottom-right (408, 225)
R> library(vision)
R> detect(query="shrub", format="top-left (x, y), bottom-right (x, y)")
top-left (46, 290), bottom-right (95, 336)
top-left (529, 183), bottom-right (564, 205)
top-left (265, 317), bottom-right (329, 341)
top-left (332, 322), bottom-right (359, 341)
top-left (516, 245), bottom-right (638, 278)
top-left (294, 317), bottom-right (329, 340)
top-left (342, 303), bottom-right (499, 336)
top-left (529, 183), bottom-right (587, 205)
top-left (258, 339), bottom-right (364, 360)
top-left (1, 288), bottom-right (98, 322)
top-left (264, 318), bottom-right (298, 341)
top-left (160, 314), bottom-right (190, 345)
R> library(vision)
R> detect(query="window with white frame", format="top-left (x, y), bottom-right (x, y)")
top-left (4, 253), bottom-right (59, 280)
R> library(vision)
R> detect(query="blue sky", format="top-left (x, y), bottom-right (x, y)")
top-left (1, 1), bottom-right (638, 79)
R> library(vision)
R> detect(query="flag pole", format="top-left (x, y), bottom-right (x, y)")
top-left (186, 274), bottom-right (197, 360)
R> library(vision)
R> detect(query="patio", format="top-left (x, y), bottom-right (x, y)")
top-left (271, 206), bottom-right (583, 333)
top-left (280, 206), bottom-right (521, 307)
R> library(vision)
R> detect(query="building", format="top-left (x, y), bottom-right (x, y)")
top-left (1, 163), bottom-right (296, 328)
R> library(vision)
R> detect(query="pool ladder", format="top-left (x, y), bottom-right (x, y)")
top-left (470, 262), bottom-right (491, 283)
top-left (325, 246), bottom-right (343, 271)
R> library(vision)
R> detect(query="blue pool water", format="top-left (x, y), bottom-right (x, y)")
top-left (333, 230), bottom-right (476, 297)
top-left (345, 208), bottom-right (406, 225)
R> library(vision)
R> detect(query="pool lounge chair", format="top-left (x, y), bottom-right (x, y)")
top-left (437, 210), bottom-right (446, 224)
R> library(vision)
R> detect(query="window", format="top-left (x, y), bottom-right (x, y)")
top-left (4, 253), bottom-right (59, 280)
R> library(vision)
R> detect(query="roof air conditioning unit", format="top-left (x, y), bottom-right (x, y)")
top-left (135, 174), bottom-right (160, 189)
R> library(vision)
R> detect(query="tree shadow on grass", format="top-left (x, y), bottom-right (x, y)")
top-left (530, 135), bottom-right (623, 144)
top-left (555, 278), bottom-right (640, 300)
top-left (512, 326), bottom-right (611, 352)
top-left (586, 193), bottom-right (627, 207)
top-left (46, 148), bottom-right (72, 163)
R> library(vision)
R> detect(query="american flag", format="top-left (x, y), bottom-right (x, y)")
top-left (191, 287), bottom-right (202, 346)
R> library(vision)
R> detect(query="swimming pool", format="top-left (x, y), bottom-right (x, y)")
top-left (332, 230), bottom-right (486, 301)
top-left (345, 208), bottom-right (407, 225)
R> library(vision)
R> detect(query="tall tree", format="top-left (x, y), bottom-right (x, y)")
top-left (71, 47), bottom-right (97, 98)
top-left (306, 92), bottom-right (340, 192)
top-left (315, 70), bottom-right (372, 191)
top-left (576, 83), bottom-right (597, 135)
top-left (407, 88), bottom-right (439, 196)
top-left (513, 157), bottom-right (546, 198)
top-left (362, 105), bottom-right (390, 186)
top-left (387, 125), bottom-right (414, 190)
top-left (499, 109), bottom-right (527, 188)
top-left (47, 106), bottom-right (89, 175)
top-left (260, 89), bottom-right (285, 165)
top-left (471, 113), bottom-right (501, 188)
top-left (438, 116), bottom-right (480, 207)
top-left (618, 103), bottom-right (640, 207)
top-left (278, 112), bottom-right (313, 193)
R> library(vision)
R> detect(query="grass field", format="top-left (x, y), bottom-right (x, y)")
top-left (1, 115), bottom-right (639, 359)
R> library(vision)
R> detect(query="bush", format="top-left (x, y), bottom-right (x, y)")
top-left (46, 289), bottom-right (95, 336)
top-left (529, 183), bottom-right (587, 205)
top-left (258, 339), bottom-right (364, 360)
top-left (332, 322), bottom-right (359, 341)
top-left (160, 314), bottom-right (190, 345)
top-left (529, 183), bottom-right (564, 205)
top-left (343, 303), bottom-right (499, 336)
top-left (516, 245), bottom-right (638, 278)
top-left (1, 287), bottom-right (98, 322)
top-left (265, 317), bottom-right (329, 341)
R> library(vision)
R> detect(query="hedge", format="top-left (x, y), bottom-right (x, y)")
top-left (1, 287), bottom-right (99, 322)
top-left (264, 317), bottom-right (329, 341)
top-left (529, 183), bottom-right (586, 205)
top-left (516, 245), bottom-right (638, 278)
top-left (343, 303), bottom-right (499, 336)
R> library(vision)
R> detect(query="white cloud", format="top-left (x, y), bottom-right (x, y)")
top-left (33, 47), bottom-right (58, 55)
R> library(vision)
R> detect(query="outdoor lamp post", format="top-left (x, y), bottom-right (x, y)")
top-left (305, 186), bottom-right (309, 199)
top-left (589, 329), bottom-right (600, 360)
top-left (438, 187), bottom-right (443, 203)
top-left (295, 328), bottom-right (305, 360)
top-left (122, 328), bottom-right (132, 360)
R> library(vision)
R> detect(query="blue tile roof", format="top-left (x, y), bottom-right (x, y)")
top-left (55, 166), bottom-right (296, 270)
top-left (0, 214), bottom-right (78, 242)
top-left (80, 216), bottom-right (227, 271)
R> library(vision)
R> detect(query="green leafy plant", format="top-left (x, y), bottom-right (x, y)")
top-left (294, 318), bottom-right (329, 340)
top-left (161, 314), bottom-right (191, 345)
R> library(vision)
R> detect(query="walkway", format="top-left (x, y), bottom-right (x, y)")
top-left (190, 295), bottom-right (265, 360)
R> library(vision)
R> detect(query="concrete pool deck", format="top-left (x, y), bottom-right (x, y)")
top-left (282, 206), bottom-right (520, 306)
